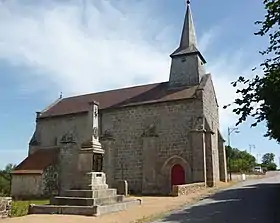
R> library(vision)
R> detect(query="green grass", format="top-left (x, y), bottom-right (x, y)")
top-left (11, 200), bottom-right (49, 217)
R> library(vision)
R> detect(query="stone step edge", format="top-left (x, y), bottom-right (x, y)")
top-left (54, 195), bottom-right (123, 200)
top-left (65, 189), bottom-right (116, 192)
top-left (94, 199), bottom-right (142, 216)
top-left (28, 199), bottom-right (142, 216)
top-left (28, 204), bottom-right (96, 216)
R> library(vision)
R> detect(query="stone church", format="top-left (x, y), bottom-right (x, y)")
top-left (11, 2), bottom-right (227, 198)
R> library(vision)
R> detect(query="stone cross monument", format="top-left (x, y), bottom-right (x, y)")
top-left (79, 101), bottom-right (106, 189)
top-left (89, 101), bottom-right (103, 154)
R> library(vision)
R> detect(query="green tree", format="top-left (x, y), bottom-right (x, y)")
top-left (0, 163), bottom-right (16, 196)
top-left (261, 152), bottom-right (277, 170)
top-left (226, 146), bottom-right (256, 173)
top-left (224, 0), bottom-right (280, 142)
top-left (262, 152), bottom-right (275, 164)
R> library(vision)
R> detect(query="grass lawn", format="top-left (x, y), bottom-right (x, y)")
top-left (11, 200), bottom-right (49, 217)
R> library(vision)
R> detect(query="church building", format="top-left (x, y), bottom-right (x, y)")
top-left (11, 2), bottom-right (227, 198)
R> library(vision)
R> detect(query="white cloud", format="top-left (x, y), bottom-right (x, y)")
top-left (0, 0), bottom-right (170, 95)
top-left (0, 0), bottom-right (257, 132)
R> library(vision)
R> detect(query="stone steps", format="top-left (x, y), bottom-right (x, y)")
top-left (29, 199), bottom-right (142, 216)
top-left (28, 205), bottom-right (96, 216)
top-left (28, 172), bottom-right (141, 216)
top-left (52, 195), bottom-right (124, 206)
top-left (83, 184), bottom-right (109, 190)
top-left (64, 189), bottom-right (117, 198)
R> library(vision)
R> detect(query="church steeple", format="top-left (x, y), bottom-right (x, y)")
top-left (169, 1), bottom-right (206, 88)
top-left (176, 0), bottom-right (198, 54)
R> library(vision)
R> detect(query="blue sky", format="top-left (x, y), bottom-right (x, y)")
top-left (0, 0), bottom-right (279, 168)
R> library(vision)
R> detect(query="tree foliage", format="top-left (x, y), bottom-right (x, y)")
top-left (261, 152), bottom-right (277, 170)
top-left (226, 146), bottom-right (256, 173)
top-left (224, 0), bottom-right (280, 142)
top-left (262, 152), bottom-right (275, 164)
top-left (0, 164), bottom-right (16, 196)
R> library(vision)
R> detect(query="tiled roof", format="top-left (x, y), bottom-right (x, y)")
top-left (12, 148), bottom-right (58, 175)
top-left (39, 81), bottom-right (201, 119)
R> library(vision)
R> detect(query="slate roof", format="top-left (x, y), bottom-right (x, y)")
top-left (39, 81), bottom-right (203, 119)
top-left (12, 148), bottom-right (58, 174)
top-left (170, 45), bottom-right (206, 63)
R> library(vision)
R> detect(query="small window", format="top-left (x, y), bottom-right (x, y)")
top-left (181, 57), bottom-right (186, 62)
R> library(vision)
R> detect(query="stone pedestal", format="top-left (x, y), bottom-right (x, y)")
top-left (87, 172), bottom-right (106, 188)
top-left (30, 169), bottom-right (141, 216)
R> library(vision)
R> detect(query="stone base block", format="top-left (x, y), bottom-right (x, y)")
top-left (28, 205), bottom-right (96, 216)
top-left (82, 184), bottom-right (109, 190)
top-left (52, 195), bottom-right (124, 206)
top-left (94, 199), bottom-right (142, 216)
top-left (28, 199), bottom-right (142, 216)
top-left (64, 189), bottom-right (117, 198)
top-left (87, 172), bottom-right (106, 185)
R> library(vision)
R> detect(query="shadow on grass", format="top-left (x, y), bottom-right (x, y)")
top-left (153, 183), bottom-right (280, 223)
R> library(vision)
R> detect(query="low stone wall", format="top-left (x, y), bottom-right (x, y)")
top-left (230, 173), bottom-right (265, 181)
top-left (172, 182), bottom-right (206, 197)
top-left (0, 197), bottom-right (12, 219)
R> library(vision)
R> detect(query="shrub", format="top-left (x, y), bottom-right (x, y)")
top-left (11, 200), bottom-right (49, 217)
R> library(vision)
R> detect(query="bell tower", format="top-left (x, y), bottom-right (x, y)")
top-left (169, 1), bottom-right (206, 88)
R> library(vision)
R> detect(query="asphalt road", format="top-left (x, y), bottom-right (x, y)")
top-left (152, 172), bottom-right (280, 223)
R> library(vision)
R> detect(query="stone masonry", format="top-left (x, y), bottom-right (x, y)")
top-left (11, 2), bottom-right (227, 199)
top-left (29, 103), bottom-right (141, 216)
top-left (0, 197), bottom-right (12, 218)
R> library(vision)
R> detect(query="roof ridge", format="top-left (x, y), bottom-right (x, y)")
top-left (63, 81), bottom-right (167, 100)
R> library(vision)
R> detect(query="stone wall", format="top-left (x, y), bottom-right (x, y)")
top-left (202, 74), bottom-right (221, 185)
top-left (0, 197), bottom-right (12, 218)
top-left (11, 165), bottom-right (58, 199)
top-left (172, 182), bottom-right (205, 196)
top-left (58, 143), bottom-right (81, 194)
top-left (11, 174), bottom-right (43, 199)
top-left (101, 138), bottom-right (116, 188)
top-left (29, 113), bottom-right (89, 154)
top-left (169, 54), bottom-right (205, 87)
top-left (101, 99), bottom-right (203, 194)
top-left (218, 133), bottom-right (227, 182)
top-left (27, 95), bottom-right (211, 195)
top-left (231, 173), bottom-right (264, 181)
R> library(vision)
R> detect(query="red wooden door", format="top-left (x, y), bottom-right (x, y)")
top-left (171, 164), bottom-right (185, 186)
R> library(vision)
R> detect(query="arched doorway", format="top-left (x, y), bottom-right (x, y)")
top-left (171, 164), bottom-right (185, 186)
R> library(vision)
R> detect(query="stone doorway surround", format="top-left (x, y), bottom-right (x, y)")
top-left (161, 155), bottom-right (192, 193)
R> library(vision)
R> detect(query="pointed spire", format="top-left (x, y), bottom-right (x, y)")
top-left (170, 0), bottom-right (206, 63)
top-left (179, 0), bottom-right (197, 49)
